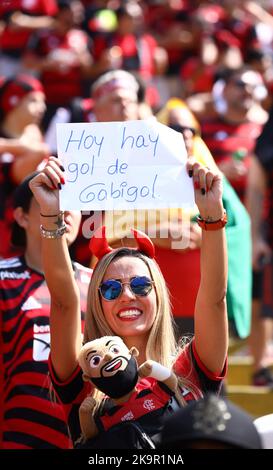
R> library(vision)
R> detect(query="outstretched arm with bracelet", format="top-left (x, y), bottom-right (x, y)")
top-left (187, 160), bottom-right (228, 375)
top-left (29, 157), bottom-right (82, 381)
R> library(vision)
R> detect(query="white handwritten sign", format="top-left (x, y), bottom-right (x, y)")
top-left (56, 120), bottom-right (194, 211)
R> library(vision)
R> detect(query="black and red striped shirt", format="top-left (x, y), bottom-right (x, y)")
top-left (0, 256), bottom-right (92, 449)
top-left (201, 117), bottom-right (261, 201)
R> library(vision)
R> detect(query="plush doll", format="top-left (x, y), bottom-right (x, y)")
top-left (78, 336), bottom-right (178, 440)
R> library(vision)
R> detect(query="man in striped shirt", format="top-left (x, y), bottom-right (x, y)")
top-left (0, 173), bottom-right (92, 448)
top-left (187, 66), bottom-right (267, 203)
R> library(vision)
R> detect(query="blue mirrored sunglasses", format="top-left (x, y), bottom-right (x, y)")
top-left (99, 276), bottom-right (154, 301)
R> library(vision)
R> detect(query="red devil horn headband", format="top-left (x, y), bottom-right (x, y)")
top-left (89, 226), bottom-right (155, 260)
top-left (130, 228), bottom-right (155, 258)
top-left (89, 226), bottom-right (113, 259)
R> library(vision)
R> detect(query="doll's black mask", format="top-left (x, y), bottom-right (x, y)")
top-left (91, 355), bottom-right (138, 399)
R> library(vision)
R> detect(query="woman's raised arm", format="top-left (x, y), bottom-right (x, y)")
top-left (187, 161), bottom-right (228, 375)
top-left (29, 157), bottom-right (82, 381)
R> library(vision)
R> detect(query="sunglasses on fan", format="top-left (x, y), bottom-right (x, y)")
top-left (99, 276), bottom-right (154, 301)
top-left (169, 124), bottom-right (198, 136)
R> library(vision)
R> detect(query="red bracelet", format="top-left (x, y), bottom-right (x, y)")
top-left (197, 211), bottom-right (227, 231)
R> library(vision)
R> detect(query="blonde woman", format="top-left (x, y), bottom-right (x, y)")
top-left (29, 156), bottom-right (228, 448)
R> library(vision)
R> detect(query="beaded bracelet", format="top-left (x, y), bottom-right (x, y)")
top-left (196, 211), bottom-right (227, 231)
top-left (40, 224), bottom-right (66, 239)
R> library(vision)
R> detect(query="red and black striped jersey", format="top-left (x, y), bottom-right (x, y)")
top-left (0, 256), bottom-right (92, 449)
top-left (200, 117), bottom-right (261, 201)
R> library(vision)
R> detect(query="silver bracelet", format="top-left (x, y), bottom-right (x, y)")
top-left (40, 223), bottom-right (67, 239)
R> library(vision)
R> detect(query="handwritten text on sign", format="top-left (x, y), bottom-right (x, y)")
top-left (56, 120), bottom-right (194, 210)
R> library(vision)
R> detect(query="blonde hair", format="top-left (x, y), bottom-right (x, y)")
top-left (83, 248), bottom-right (202, 406)
top-left (84, 248), bottom-right (176, 367)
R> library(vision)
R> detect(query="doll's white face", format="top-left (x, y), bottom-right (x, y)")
top-left (79, 336), bottom-right (132, 379)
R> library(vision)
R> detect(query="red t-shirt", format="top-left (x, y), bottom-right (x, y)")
top-left (155, 246), bottom-right (200, 318)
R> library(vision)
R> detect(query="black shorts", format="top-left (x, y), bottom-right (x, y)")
top-left (252, 260), bottom-right (273, 319)
top-left (261, 259), bottom-right (273, 318)
top-left (252, 270), bottom-right (264, 300)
